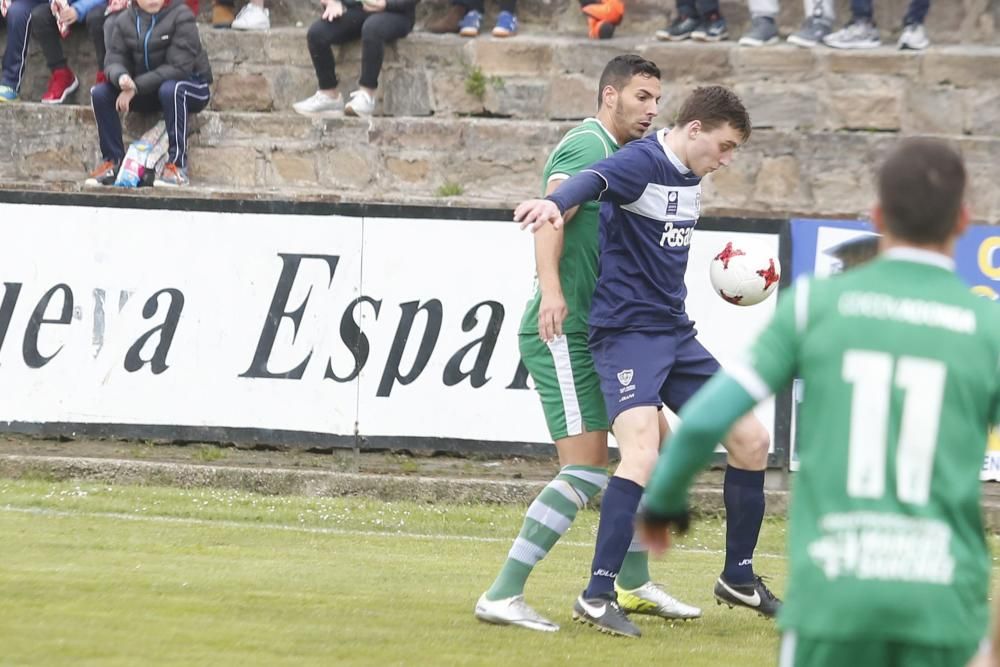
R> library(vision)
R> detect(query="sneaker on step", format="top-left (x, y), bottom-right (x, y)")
top-left (231, 3), bottom-right (270, 30)
top-left (474, 593), bottom-right (559, 632)
top-left (492, 10), bottom-right (517, 36)
top-left (94, 70), bottom-right (107, 86)
top-left (0, 84), bottom-right (18, 102)
top-left (692, 15), bottom-right (728, 41)
top-left (616, 581), bottom-right (703, 620)
top-left (823, 19), bottom-right (881, 49)
top-left (292, 90), bottom-right (344, 117)
top-left (344, 89), bottom-right (375, 117)
top-left (787, 14), bottom-right (833, 47)
top-left (41, 67), bottom-right (78, 104)
top-left (655, 14), bottom-right (698, 41)
top-left (458, 9), bottom-right (482, 36)
top-left (581, 0), bottom-right (623, 39)
top-left (84, 159), bottom-right (118, 187)
top-left (155, 163), bottom-right (190, 187)
top-left (572, 592), bottom-right (641, 638)
top-left (212, 3), bottom-right (235, 28)
top-left (897, 22), bottom-right (929, 50)
top-left (738, 15), bottom-right (778, 46)
top-left (714, 575), bottom-right (782, 618)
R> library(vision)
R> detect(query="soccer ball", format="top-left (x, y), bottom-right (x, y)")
top-left (709, 239), bottom-right (781, 306)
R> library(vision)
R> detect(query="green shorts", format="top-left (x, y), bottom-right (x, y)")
top-left (519, 332), bottom-right (610, 441)
top-left (779, 632), bottom-right (980, 667)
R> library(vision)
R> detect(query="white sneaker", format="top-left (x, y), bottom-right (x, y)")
top-left (231, 3), bottom-right (270, 30)
top-left (898, 23), bottom-right (929, 50)
top-left (344, 89), bottom-right (375, 118)
top-left (474, 593), bottom-right (559, 632)
top-left (616, 581), bottom-right (703, 620)
top-left (292, 91), bottom-right (344, 117)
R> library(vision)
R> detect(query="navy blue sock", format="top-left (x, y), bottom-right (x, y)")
top-left (722, 466), bottom-right (766, 585)
top-left (583, 476), bottom-right (643, 599)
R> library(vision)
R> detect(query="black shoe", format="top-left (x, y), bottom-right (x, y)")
top-left (692, 15), bottom-right (729, 41)
top-left (572, 593), bottom-right (641, 637)
top-left (714, 575), bottom-right (782, 618)
top-left (655, 15), bottom-right (699, 41)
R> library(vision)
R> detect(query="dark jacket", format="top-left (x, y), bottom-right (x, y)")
top-left (105, 1), bottom-right (213, 96)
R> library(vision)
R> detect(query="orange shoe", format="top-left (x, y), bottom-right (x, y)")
top-left (581, 0), bottom-right (623, 38)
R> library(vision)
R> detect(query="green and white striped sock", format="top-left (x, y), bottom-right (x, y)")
top-left (485, 465), bottom-right (609, 601)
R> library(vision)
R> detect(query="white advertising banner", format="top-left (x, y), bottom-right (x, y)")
top-left (0, 200), bottom-right (783, 452)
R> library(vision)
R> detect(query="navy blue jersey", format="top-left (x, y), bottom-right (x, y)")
top-left (584, 129), bottom-right (702, 331)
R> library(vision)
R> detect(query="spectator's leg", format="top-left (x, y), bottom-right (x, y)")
top-left (787, 0), bottom-right (834, 46)
top-left (675, 0), bottom-right (696, 18)
top-left (90, 81), bottom-right (126, 164)
top-left (747, 0), bottom-right (777, 18)
top-left (358, 12), bottom-right (413, 94)
top-left (158, 79), bottom-right (211, 170)
top-left (850, 0), bottom-right (872, 21)
top-left (306, 12), bottom-right (365, 94)
top-left (493, 0), bottom-right (517, 37)
top-left (739, 0), bottom-right (779, 46)
top-left (803, 0), bottom-right (834, 20)
top-left (695, 0), bottom-right (720, 18)
top-left (1, 0), bottom-right (48, 92)
top-left (30, 2), bottom-right (67, 71)
top-left (87, 3), bottom-right (110, 72)
top-left (903, 0), bottom-right (929, 25)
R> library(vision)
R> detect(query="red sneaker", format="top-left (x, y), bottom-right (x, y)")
top-left (41, 67), bottom-right (78, 104)
top-left (95, 70), bottom-right (107, 86)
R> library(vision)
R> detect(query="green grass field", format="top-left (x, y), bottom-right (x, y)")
top-left (0, 478), bottom-right (993, 666)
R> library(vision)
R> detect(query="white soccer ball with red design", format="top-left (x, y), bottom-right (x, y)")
top-left (709, 239), bottom-right (781, 306)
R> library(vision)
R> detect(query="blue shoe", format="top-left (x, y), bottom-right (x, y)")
top-left (492, 10), bottom-right (517, 37)
top-left (459, 9), bottom-right (482, 36)
top-left (0, 85), bottom-right (18, 102)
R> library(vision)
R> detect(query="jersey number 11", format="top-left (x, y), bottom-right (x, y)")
top-left (842, 350), bottom-right (947, 506)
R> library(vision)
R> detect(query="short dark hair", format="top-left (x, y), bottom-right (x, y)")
top-left (878, 138), bottom-right (966, 244)
top-left (596, 55), bottom-right (661, 109)
top-left (675, 86), bottom-right (751, 142)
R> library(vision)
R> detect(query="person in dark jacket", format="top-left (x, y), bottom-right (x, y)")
top-left (291, 0), bottom-right (417, 118)
top-left (87, 0), bottom-right (213, 187)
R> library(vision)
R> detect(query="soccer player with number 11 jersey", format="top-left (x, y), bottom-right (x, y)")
top-left (639, 138), bottom-right (1000, 667)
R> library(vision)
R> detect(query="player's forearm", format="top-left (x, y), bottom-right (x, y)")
top-left (545, 170), bottom-right (606, 215)
top-left (643, 374), bottom-right (757, 517)
top-left (534, 225), bottom-right (564, 296)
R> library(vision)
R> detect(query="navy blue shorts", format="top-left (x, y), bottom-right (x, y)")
top-left (589, 326), bottom-right (721, 425)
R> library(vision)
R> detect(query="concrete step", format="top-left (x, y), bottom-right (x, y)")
top-left (4, 103), bottom-right (1000, 222)
top-left (6, 29), bottom-right (1000, 128)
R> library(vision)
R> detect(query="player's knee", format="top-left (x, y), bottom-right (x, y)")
top-left (617, 442), bottom-right (659, 484)
top-left (726, 421), bottom-right (770, 469)
top-left (157, 80), bottom-right (177, 104)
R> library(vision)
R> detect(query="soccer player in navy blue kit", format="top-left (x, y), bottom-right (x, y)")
top-left (514, 86), bottom-right (779, 637)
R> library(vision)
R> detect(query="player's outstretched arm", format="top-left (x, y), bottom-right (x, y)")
top-left (638, 373), bottom-right (758, 556)
top-left (514, 199), bottom-right (565, 232)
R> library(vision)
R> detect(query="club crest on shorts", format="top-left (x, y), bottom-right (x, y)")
top-left (617, 369), bottom-right (634, 386)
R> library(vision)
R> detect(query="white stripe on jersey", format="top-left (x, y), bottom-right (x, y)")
top-left (795, 276), bottom-right (811, 334)
top-left (728, 364), bottom-right (772, 402)
top-left (621, 182), bottom-right (702, 223)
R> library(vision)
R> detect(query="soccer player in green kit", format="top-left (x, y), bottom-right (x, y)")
top-left (474, 54), bottom-right (701, 632)
top-left (638, 137), bottom-right (1000, 666)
